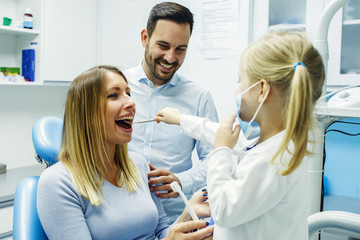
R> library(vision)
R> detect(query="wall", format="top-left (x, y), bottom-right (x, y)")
top-left (1, 0), bottom-right (249, 170)
top-left (98, 0), bottom-right (250, 120)
top-left (0, 85), bottom-right (68, 169)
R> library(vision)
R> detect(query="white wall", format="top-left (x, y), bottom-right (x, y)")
top-left (98, 0), bottom-right (250, 120)
top-left (0, 85), bottom-right (68, 169)
top-left (0, 0), bottom-right (249, 170)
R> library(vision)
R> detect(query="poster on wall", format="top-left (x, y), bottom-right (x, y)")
top-left (198, 0), bottom-right (241, 59)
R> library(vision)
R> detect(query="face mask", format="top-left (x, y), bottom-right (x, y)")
top-left (235, 81), bottom-right (270, 140)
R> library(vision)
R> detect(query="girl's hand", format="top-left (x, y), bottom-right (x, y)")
top-left (214, 113), bottom-right (240, 149)
top-left (155, 107), bottom-right (182, 125)
top-left (164, 220), bottom-right (214, 240)
top-left (189, 187), bottom-right (211, 218)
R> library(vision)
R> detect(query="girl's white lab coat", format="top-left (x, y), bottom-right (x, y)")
top-left (180, 114), bottom-right (310, 240)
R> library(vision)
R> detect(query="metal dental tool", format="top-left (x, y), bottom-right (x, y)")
top-left (124, 119), bottom-right (155, 124)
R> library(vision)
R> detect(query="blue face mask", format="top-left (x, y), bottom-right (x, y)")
top-left (235, 81), bottom-right (270, 140)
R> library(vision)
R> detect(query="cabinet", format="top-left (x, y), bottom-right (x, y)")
top-left (41, 0), bottom-right (97, 83)
top-left (0, 0), bottom-right (97, 85)
top-left (327, 0), bottom-right (360, 87)
top-left (0, 0), bottom-right (41, 85)
top-left (252, 0), bottom-right (360, 88)
top-left (252, 0), bottom-right (327, 42)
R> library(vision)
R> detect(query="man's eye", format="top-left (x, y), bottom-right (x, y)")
top-left (177, 48), bottom-right (186, 52)
top-left (158, 44), bottom-right (169, 49)
top-left (107, 93), bottom-right (117, 99)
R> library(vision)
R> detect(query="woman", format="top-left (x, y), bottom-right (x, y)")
top-left (37, 65), bottom-right (213, 240)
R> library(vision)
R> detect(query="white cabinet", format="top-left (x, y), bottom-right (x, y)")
top-left (327, 0), bottom-right (360, 87)
top-left (252, 0), bottom-right (325, 42)
top-left (252, 0), bottom-right (360, 89)
top-left (0, 0), bottom-right (41, 85)
top-left (41, 0), bottom-right (97, 83)
top-left (0, 0), bottom-right (97, 85)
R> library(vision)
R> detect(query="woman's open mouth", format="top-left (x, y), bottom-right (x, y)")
top-left (115, 116), bottom-right (133, 129)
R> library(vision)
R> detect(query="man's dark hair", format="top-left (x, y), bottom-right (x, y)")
top-left (146, 2), bottom-right (194, 38)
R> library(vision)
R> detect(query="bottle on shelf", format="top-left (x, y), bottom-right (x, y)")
top-left (23, 8), bottom-right (33, 29)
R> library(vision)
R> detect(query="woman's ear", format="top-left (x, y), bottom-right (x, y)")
top-left (258, 79), bottom-right (270, 103)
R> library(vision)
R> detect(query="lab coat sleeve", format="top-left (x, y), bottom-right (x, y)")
top-left (207, 147), bottom-right (288, 228)
top-left (175, 92), bottom-right (219, 194)
top-left (180, 114), bottom-right (247, 155)
top-left (180, 114), bottom-right (219, 145)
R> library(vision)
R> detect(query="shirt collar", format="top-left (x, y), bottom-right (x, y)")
top-left (138, 60), bottom-right (180, 87)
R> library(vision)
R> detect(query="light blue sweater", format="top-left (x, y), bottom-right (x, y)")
top-left (37, 152), bottom-right (170, 240)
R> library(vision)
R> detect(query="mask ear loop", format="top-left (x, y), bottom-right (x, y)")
top-left (245, 84), bottom-right (271, 138)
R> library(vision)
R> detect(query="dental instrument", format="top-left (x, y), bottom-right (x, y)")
top-left (170, 181), bottom-right (199, 221)
top-left (125, 119), bottom-right (155, 124)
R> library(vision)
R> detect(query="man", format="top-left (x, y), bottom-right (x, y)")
top-left (124, 2), bottom-right (218, 223)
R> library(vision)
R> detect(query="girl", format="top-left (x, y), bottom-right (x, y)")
top-left (155, 31), bottom-right (325, 239)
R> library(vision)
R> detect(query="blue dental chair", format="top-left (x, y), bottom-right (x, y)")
top-left (12, 116), bottom-right (62, 240)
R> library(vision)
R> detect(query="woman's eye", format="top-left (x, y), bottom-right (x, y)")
top-left (107, 93), bottom-right (117, 99)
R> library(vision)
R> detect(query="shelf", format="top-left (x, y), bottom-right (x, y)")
top-left (0, 81), bottom-right (41, 86)
top-left (343, 19), bottom-right (360, 25)
top-left (0, 25), bottom-right (40, 36)
top-left (269, 23), bottom-right (306, 32)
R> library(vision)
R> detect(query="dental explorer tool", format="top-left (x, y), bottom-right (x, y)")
top-left (125, 119), bottom-right (156, 124)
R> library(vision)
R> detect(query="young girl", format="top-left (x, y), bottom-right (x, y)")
top-left (155, 31), bottom-right (325, 239)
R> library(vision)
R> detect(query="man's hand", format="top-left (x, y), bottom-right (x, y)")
top-left (148, 163), bottom-right (182, 198)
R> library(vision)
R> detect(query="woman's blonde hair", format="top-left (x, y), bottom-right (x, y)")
top-left (243, 31), bottom-right (325, 175)
top-left (59, 65), bottom-right (140, 206)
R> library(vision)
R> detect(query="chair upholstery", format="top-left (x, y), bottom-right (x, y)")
top-left (32, 116), bottom-right (62, 166)
top-left (13, 116), bottom-right (63, 239)
top-left (13, 176), bottom-right (48, 240)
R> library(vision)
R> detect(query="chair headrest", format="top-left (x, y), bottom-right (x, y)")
top-left (32, 116), bottom-right (63, 165)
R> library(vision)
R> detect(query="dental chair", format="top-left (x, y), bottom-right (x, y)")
top-left (308, 211), bottom-right (360, 239)
top-left (12, 116), bottom-right (62, 240)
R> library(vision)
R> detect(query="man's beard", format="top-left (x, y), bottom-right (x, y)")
top-left (144, 51), bottom-right (179, 82)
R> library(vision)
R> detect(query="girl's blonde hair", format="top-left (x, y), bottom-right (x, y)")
top-left (244, 31), bottom-right (325, 175)
top-left (59, 65), bottom-right (141, 206)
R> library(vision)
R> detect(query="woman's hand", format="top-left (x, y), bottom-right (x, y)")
top-left (164, 221), bottom-right (213, 240)
top-left (155, 107), bottom-right (182, 125)
top-left (214, 113), bottom-right (240, 149)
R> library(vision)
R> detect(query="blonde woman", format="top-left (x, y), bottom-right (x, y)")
top-left (155, 31), bottom-right (325, 239)
top-left (37, 65), bottom-right (213, 240)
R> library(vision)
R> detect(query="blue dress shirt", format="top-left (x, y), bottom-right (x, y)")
top-left (124, 63), bottom-right (218, 222)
